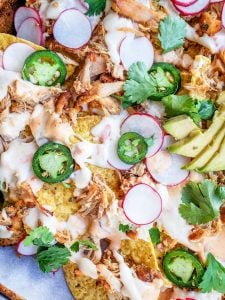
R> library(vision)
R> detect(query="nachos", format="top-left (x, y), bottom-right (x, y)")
top-left (1, 0), bottom-right (225, 299)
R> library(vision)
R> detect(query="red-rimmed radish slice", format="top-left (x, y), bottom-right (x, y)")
top-left (74, 0), bottom-right (88, 13)
top-left (16, 237), bottom-right (38, 256)
top-left (146, 135), bottom-right (190, 186)
top-left (172, 0), bottom-right (198, 7)
top-left (121, 113), bottom-right (164, 157)
top-left (108, 140), bottom-right (133, 170)
top-left (3, 43), bottom-right (34, 72)
top-left (173, 0), bottom-right (209, 15)
top-left (222, 3), bottom-right (225, 29)
top-left (210, 0), bottom-right (223, 2)
top-left (17, 17), bottom-right (43, 45)
top-left (53, 9), bottom-right (92, 49)
top-left (122, 183), bottom-right (162, 225)
top-left (119, 36), bottom-right (154, 70)
top-left (14, 6), bottom-right (41, 32)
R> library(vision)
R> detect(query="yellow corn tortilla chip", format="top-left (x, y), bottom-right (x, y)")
top-left (63, 263), bottom-right (108, 300)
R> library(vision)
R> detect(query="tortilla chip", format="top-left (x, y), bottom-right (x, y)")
top-left (37, 183), bottom-right (78, 221)
top-left (120, 239), bottom-right (159, 270)
top-left (63, 263), bottom-right (108, 300)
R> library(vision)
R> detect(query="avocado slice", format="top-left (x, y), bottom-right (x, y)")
top-left (168, 109), bottom-right (225, 158)
top-left (163, 115), bottom-right (198, 140)
top-left (183, 124), bottom-right (225, 171)
top-left (200, 134), bottom-right (225, 172)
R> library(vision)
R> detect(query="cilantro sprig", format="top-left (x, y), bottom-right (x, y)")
top-left (162, 95), bottom-right (216, 124)
top-left (70, 240), bottom-right (98, 252)
top-left (24, 226), bottom-right (54, 247)
top-left (119, 223), bottom-right (132, 233)
top-left (199, 253), bottom-right (225, 293)
top-left (149, 227), bottom-right (160, 245)
top-left (85, 0), bottom-right (106, 16)
top-left (179, 180), bottom-right (225, 225)
top-left (158, 16), bottom-right (186, 53)
top-left (24, 226), bottom-right (98, 273)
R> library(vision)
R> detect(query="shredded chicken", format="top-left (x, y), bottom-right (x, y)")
top-left (101, 249), bottom-right (120, 277)
top-left (8, 80), bottom-right (61, 107)
top-left (188, 219), bottom-right (222, 242)
top-left (76, 174), bottom-right (112, 218)
top-left (134, 265), bottom-right (161, 282)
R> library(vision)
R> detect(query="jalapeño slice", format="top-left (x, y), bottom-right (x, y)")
top-left (163, 249), bottom-right (204, 288)
top-left (148, 62), bottom-right (181, 100)
top-left (22, 50), bottom-right (67, 86)
top-left (32, 142), bottom-right (74, 183)
top-left (117, 132), bottom-right (148, 164)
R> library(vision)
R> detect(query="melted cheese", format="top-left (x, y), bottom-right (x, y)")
top-left (30, 104), bottom-right (74, 146)
top-left (103, 12), bottom-right (134, 64)
top-left (113, 251), bottom-right (162, 300)
top-left (0, 111), bottom-right (30, 140)
top-left (0, 68), bottom-right (20, 101)
top-left (0, 140), bottom-right (37, 188)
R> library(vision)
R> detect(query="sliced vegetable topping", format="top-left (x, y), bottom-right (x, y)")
top-left (122, 183), bottom-right (162, 225)
top-left (163, 249), bottom-right (204, 288)
top-left (173, 0), bottom-right (210, 16)
top-left (158, 16), bottom-right (186, 53)
top-left (17, 17), bottom-right (43, 45)
top-left (121, 62), bottom-right (181, 107)
top-left (148, 62), bottom-right (181, 100)
top-left (32, 142), bottom-right (74, 183)
top-left (14, 6), bottom-right (41, 32)
top-left (22, 50), bottom-right (67, 86)
top-left (117, 132), bottom-right (148, 164)
top-left (121, 113), bottom-right (164, 157)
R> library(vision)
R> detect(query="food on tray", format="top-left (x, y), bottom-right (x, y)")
top-left (1, 0), bottom-right (225, 299)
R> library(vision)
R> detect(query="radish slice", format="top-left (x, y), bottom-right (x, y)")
top-left (122, 183), bottom-right (162, 225)
top-left (14, 6), bottom-right (41, 32)
top-left (17, 17), bottom-right (43, 45)
top-left (120, 36), bottom-right (154, 70)
top-left (121, 113), bottom-right (164, 157)
top-left (53, 9), bottom-right (92, 49)
top-left (108, 140), bottom-right (133, 170)
top-left (16, 238), bottom-right (38, 256)
top-left (172, 0), bottom-right (198, 7)
top-left (210, 0), bottom-right (224, 2)
top-left (173, 0), bottom-right (210, 15)
top-left (3, 43), bottom-right (34, 72)
top-left (146, 135), bottom-right (190, 186)
top-left (222, 3), bottom-right (225, 29)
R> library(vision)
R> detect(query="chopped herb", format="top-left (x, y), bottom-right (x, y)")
top-left (85, 0), bottom-right (106, 16)
top-left (199, 253), bottom-right (225, 293)
top-left (36, 246), bottom-right (71, 273)
top-left (158, 16), bottom-right (186, 53)
top-left (179, 180), bottom-right (225, 225)
top-left (149, 227), bottom-right (160, 245)
top-left (70, 240), bottom-right (98, 252)
top-left (24, 226), bottom-right (54, 247)
top-left (119, 223), bottom-right (132, 233)
top-left (197, 100), bottom-right (216, 120)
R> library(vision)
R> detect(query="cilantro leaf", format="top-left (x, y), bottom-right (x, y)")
top-left (121, 62), bottom-right (157, 108)
top-left (70, 240), bottom-right (98, 252)
top-left (199, 253), bottom-right (225, 293)
top-left (149, 227), bottom-right (160, 245)
top-left (162, 94), bottom-right (201, 124)
top-left (119, 223), bottom-right (132, 233)
top-left (36, 246), bottom-right (71, 272)
top-left (158, 16), bottom-right (186, 53)
top-left (85, 0), bottom-right (106, 16)
top-left (197, 100), bottom-right (216, 120)
top-left (179, 180), bottom-right (225, 225)
top-left (24, 226), bottom-right (54, 247)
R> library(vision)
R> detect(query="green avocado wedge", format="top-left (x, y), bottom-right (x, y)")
top-left (200, 134), bottom-right (225, 172)
top-left (163, 115), bottom-right (198, 140)
top-left (183, 124), bottom-right (225, 171)
top-left (168, 108), bottom-right (225, 158)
